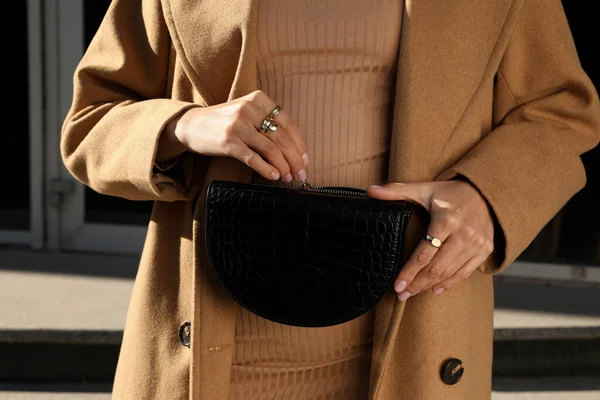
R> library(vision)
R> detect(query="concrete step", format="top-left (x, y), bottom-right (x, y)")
top-left (0, 379), bottom-right (599, 399)
top-left (1, 327), bottom-right (598, 383)
top-left (492, 377), bottom-right (600, 398)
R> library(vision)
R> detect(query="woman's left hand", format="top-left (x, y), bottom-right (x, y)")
top-left (367, 180), bottom-right (495, 301)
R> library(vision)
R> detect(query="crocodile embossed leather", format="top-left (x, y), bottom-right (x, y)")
top-left (205, 180), bottom-right (413, 327)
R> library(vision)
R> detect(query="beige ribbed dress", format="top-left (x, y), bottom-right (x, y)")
top-left (229, 1), bottom-right (403, 399)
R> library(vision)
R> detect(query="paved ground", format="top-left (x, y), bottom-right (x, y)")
top-left (1, 269), bottom-right (599, 331)
top-left (0, 270), bottom-right (131, 331)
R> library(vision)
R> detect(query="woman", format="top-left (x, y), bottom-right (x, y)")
top-left (61, 0), bottom-right (600, 399)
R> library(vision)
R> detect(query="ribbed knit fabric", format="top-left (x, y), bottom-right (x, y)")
top-left (229, 1), bottom-right (403, 399)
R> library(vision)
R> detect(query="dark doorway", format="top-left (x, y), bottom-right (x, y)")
top-left (520, 2), bottom-right (600, 266)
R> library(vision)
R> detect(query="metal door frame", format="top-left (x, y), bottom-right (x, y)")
top-left (43, 0), bottom-right (146, 254)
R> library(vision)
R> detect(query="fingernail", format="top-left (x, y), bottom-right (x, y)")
top-left (369, 185), bottom-right (382, 189)
top-left (302, 153), bottom-right (309, 167)
top-left (398, 291), bottom-right (411, 302)
top-left (296, 169), bottom-right (307, 182)
top-left (434, 287), bottom-right (445, 295)
top-left (283, 173), bottom-right (293, 183)
top-left (271, 171), bottom-right (280, 180)
top-left (394, 280), bottom-right (407, 293)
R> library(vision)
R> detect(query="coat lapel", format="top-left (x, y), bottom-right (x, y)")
top-left (370, 0), bottom-right (514, 397)
top-left (386, 0), bottom-right (515, 183)
top-left (162, 0), bottom-right (258, 106)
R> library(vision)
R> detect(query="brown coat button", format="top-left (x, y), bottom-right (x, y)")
top-left (178, 321), bottom-right (191, 348)
top-left (441, 358), bottom-right (464, 385)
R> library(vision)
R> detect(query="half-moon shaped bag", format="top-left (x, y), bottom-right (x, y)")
top-left (205, 180), bottom-right (413, 327)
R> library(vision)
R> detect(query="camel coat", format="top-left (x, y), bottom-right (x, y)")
top-left (61, 0), bottom-right (600, 398)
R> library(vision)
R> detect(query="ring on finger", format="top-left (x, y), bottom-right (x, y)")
top-left (425, 234), bottom-right (444, 248)
top-left (267, 105), bottom-right (281, 120)
top-left (260, 118), bottom-right (279, 136)
top-left (259, 105), bottom-right (281, 136)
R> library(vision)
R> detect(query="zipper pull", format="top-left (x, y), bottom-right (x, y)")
top-left (301, 178), bottom-right (314, 191)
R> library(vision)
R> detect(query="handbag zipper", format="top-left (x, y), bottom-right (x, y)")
top-left (241, 179), bottom-right (369, 197)
top-left (300, 180), bottom-right (368, 197)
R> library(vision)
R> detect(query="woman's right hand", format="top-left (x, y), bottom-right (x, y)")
top-left (158, 90), bottom-right (308, 182)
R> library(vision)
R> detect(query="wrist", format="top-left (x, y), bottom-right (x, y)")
top-left (156, 107), bottom-right (198, 163)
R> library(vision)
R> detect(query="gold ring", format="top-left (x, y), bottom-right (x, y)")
top-left (425, 234), bottom-right (443, 248)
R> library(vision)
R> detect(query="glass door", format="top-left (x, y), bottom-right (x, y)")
top-left (0, 0), bottom-right (43, 249)
top-left (44, 0), bottom-right (151, 254)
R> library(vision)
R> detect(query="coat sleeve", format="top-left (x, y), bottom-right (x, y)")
top-left (61, 0), bottom-right (201, 202)
top-left (436, 0), bottom-right (600, 274)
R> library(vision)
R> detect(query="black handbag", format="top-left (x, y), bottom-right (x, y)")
top-left (205, 180), bottom-right (413, 327)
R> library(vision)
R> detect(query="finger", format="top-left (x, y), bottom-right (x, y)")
top-left (246, 91), bottom-right (308, 179)
top-left (405, 235), bottom-right (477, 297)
top-left (265, 125), bottom-right (307, 182)
top-left (279, 117), bottom-right (308, 167)
top-left (394, 238), bottom-right (445, 301)
top-left (246, 90), bottom-right (308, 166)
top-left (421, 233), bottom-right (470, 282)
top-left (429, 229), bottom-right (493, 289)
top-left (395, 218), bottom-right (452, 300)
top-left (244, 90), bottom-right (280, 130)
top-left (226, 141), bottom-right (281, 181)
top-left (240, 128), bottom-right (293, 182)
top-left (367, 182), bottom-right (431, 211)
top-left (395, 221), bottom-right (451, 285)
top-left (431, 254), bottom-right (489, 294)
top-left (264, 109), bottom-right (307, 167)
